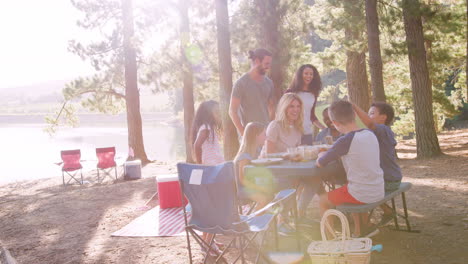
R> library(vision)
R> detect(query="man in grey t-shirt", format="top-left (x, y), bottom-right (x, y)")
top-left (229, 48), bottom-right (275, 136)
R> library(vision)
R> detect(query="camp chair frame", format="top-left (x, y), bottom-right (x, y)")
top-left (178, 162), bottom-right (298, 264)
top-left (61, 149), bottom-right (83, 185)
top-left (96, 147), bottom-right (118, 183)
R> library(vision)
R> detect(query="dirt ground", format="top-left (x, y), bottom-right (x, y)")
top-left (1, 129), bottom-right (467, 264)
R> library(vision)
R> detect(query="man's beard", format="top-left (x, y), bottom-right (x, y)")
top-left (256, 66), bottom-right (267, 75)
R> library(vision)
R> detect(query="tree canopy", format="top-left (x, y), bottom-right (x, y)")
top-left (54, 0), bottom-right (467, 159)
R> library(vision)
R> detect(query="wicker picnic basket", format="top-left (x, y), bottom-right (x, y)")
top-left (307, 209), bottom-right (372, 264)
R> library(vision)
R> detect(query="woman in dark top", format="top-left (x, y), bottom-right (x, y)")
top-left (286, 64), bottom-right (326, 145)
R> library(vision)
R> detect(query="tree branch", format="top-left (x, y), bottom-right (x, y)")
top-left (377, 0), bottom-right (402, 13)
top-left (54, 101), bottom-right (68, 124)
top-left (76, 88), bottom-right (126, 99)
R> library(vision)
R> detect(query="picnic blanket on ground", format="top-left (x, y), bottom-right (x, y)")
top-left (111, 206), bottom-right (190, 237)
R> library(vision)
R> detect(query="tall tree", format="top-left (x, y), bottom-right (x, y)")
top-left (402, 0), bottom-right (441, 158)
top-left (254, 0), bottom-right (284, 101)
top-left (365, 0), bottom-right (386, 102)
top-left (122, 0), bottom-right (149, 163)
top-left (178, 0), bottom-right (196, 162)
top-left (215, 0), bottom-right (239, 160)
top-left (230, 1), bottom-right (313, 100)
top-left (344, 0), bottom-right (371, 111)
top-left (49, 0), bottom-right (150, 162)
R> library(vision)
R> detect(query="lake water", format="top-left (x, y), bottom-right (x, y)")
top-left (0, 113), bottom-right (186, 185)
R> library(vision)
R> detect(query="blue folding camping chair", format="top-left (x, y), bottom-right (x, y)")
top-left (177, 162), bottom-right (298, 264)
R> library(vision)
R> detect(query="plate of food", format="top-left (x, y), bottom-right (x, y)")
top-left (251, 157), bottom-right (283, 166)
top-left (266, 152), bottom-right (287, 159)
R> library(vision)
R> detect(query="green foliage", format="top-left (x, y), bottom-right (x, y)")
top-left (47, 0), bottom-right (169, 133)
top-left (230, 0), bottom-right (315, 90)
top-left (383, 0), bottom-right (466, 133)
top-left (44, 103), bottom-right (79, 135)
top-left (312, 0), bottom-right (466, 137)
top-left (58, 0), bottom-right (466, 139)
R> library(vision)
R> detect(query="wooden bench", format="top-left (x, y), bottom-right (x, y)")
top-left (336, 182), bottom-right (418, 232)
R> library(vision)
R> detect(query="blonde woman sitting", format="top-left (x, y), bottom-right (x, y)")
top-left (266, 93), bottom-right (323, 228)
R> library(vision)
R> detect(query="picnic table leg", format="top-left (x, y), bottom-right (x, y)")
top-left (292, 198), bottom-right (300, 251)
top-left (273, 215), bottom-right (279, 251)
top-left (391, 198), bottom-right (400, 230)
top-left (401, 192), bottom-right (412, 232)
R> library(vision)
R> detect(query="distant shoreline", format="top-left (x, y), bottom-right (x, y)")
top-left (0, 112), bottom-right (183, 126)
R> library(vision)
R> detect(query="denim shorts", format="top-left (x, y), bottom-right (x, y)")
top-left (385, 181), bottom-right (401, 192)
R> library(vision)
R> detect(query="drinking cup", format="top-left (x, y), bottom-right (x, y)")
top-left (313, 141), bottom-right (321, 146)
top-left (297, 146), bottom-right (305, 160)
top-left (304, 146), bottom-right (313, 160)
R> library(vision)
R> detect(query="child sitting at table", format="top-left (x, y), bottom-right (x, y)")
top-left (316, 100), bottom-right (384, 237)
top-left (234, 122), bottom-right (272, 209)
top-left (315, 107), bottom-right (342, 144)
top-left (352, 102), bottom-right (403, 226)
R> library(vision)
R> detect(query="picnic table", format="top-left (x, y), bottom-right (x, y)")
top-left (244, 158), bottom-right (344, 181)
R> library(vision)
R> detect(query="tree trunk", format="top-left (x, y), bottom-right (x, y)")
top-left (215, 0), bottom-right (239, 160)
top-left (122, 0), bottom-right (149, 163)
top-left (179, 0), bottom-right (195, 163)
top-left (344, 0), bottom-right (371, 111)
top-left (365, 0), bottom-right (386, 102)
top-left (255, 0), bottom-right (284, 101)
top-left (402, 0), bottom-right (441, 158)
top-left (346, 49), bottom-right (370, 111)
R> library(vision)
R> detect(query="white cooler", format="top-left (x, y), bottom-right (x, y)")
top-left (124, 160), bottom-right (142, 180)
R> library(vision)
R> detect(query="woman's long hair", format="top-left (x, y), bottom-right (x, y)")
top-left (287, 64), bottom-right (322, 97)
top-left (275, 93), bottom-right (304, 134)
top-left (191, 100), bottom-right (221, 145)
top-left (235, 122), bottom-right (265, 160)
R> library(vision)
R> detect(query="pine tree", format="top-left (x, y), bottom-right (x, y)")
top-left (254, 0), bottom-right (284, 101)
top-left (344, 0), bottom-right (371, 110)
top-left (122, 0), bottom-right (149, 163)
top-left (402, 0), bottom-right (442, 157)
top-left (366, 0), bottom-right (386, 102)
top-left (49, 0), bottom-right (150, 163)
top-left (231, 0), bottom-right (314, 94)
top-left (215, 0), bottom-right (239, 160)
top-left (178, 0), bottom-right (196, 163)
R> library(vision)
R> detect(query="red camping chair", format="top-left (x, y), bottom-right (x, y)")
top-left (61, 149), bottom-right (83, 185)
top-left (96, 147), bottom-right (118, 182)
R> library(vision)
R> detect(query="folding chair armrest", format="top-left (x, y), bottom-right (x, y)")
top-left (244, 189), bottom-right (296, 219)
top-left (272, 189), bottom-right (296, 204)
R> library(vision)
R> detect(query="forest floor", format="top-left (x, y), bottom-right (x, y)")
top-left (0, 128), bottom-right (467, 264)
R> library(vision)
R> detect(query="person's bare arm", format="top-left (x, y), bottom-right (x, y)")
top-left (193, 129), bottom-right (208, 164)
top-left (265, 140), bottom-right (276, 154)
top-left (268, 97), bottom-right (275, 120)
top-left (229, 96), bottom-right (245, 136)
top-left (316, 151), bottom-right (326, 168)
top-left (352, 103), bottom-right (376, 130)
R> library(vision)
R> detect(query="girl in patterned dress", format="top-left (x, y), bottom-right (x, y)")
top-left (192, 100), bottom-right (224, 165)
top-left (191, 100), bottom-right (225, 256)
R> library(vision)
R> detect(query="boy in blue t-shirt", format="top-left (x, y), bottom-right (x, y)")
top-left (317, 100), bottom-right (384, 237)
top-left (352, 102), bottom-right (403, 226)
